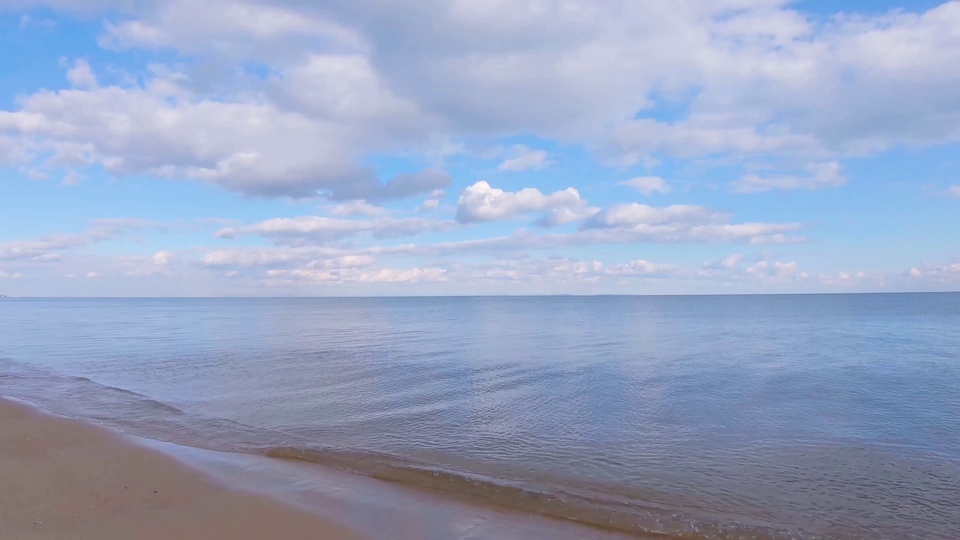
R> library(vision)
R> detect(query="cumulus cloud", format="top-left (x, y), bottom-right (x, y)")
top-left (2, 1), bottom-right (958, 200)
top-left (732, 162), bottom-right (847, 193)
top-left (2, 0), bottom-right (958, 295)
top-left (0, 62), bottom-right (444, 200)
top-left (455, 181), bottom-right (586, 224)
top-left (620, 176), bottom-right (671, 196)
top-left (497, 146), bottom-right (552, 172)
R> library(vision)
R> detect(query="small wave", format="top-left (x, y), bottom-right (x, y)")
top-left (65, 374), bottom-right (187, 416)
top-left (265, 446), bottom-right (820, 539)
top-left (1, 358), bottom-right (826, 538)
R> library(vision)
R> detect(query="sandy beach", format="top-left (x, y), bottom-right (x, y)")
top-left (0, 397), bottom-right (358, 540)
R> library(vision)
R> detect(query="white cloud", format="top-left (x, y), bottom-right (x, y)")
top-left (200, 247), bottom-right (349, 268)
top-left (606, 259), bottom-right (679, 277)
top-left (497, 146), bottom-right (552, 172)
top-left (703, 253), bottom-right (743, 270)
top-left (98, 0), bottom-right (363, 55)
top-left (584, 204), bottom-right (724, 228)
top-left (21, 167), bottom-right (46, 180)
top-left (216, 216), bottom-right (456, 244)
top-left (0, 271), bottom-right (25, 279)
top-left (455, 181), bottom-right (585, 224)
top-left (330, 201), bottom-right (387, 217)
top-left (732, 162), bottom-right (847, 193)
top-left (418, 198), bottom-right (441, 211)
top-left (620, 176), bottom-right (671, 196)
top-left (583, 203), bottom-right (804, 244)
top-left (0, 63), bottom-right (446, 200)
top-left (416, 189), bottom-right (446, 212)
top-left (61, 170), bottom-right (84, 186)
top-left (85, 272), bottom-right (100, 278)
top-left (0, 220), bottom-right (150, 262)
top-left (2, 1), bottom-right (957, 202)
top-left (19, 14), bottom-right (57, 30)
top-left (2, 0), bottom-right (959, 296)
top-left (746, 260), bottom-right (802, 279)
top-left (266, 266), bottom-right (448, 284)
top-left (906, 261), bottom-right (960, 282)
top-left (65, 58), bottom-right (98, 89)
top-left (152, 251), bottom-right (174, 265)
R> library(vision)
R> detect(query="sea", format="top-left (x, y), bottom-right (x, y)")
top-left (1, 294), bottom-right (959, 539)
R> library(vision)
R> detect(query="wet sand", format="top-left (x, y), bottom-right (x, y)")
top-left (0, 397), bottom-right (358, 540)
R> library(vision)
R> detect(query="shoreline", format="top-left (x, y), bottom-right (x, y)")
top-left (1, 396), bottom-right (626, 540)
top-left (0, 396), bottom-right (359, 540)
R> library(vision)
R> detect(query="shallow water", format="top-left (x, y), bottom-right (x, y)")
top-left (2, 295), bottom-right (959, 538)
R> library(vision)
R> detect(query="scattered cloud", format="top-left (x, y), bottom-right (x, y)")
top-left (455, 181), bottom-right (586, 224)
top-left (152, 251), bottom-right (174, 265)
top-left (200, 247), bottom-right (349, 269)
top-left (1, 0), bottom-right (958, 295)
top-left (732, 162), bottom-right (847, 193)
top-left (702, 253), bottom-right (744, 270)
top-left (906, 261), bottom-right (960, 282)
top-left (497, 146), bottom-right (552, 172)
top-left (266, 266), bottom-right (448, 284)
top-left (61, 170), bottom-right (85, 186)
top-left (18, 14), bottom-right (57, 30)
top-left (65, 58), bottom-right (98, 89)
top-left (330, 201), bottom-right (387, 217)
top-left (418, 198), bottom-right (441, 211)
top-left (216, 216), bottom-right (457, 244)
top-left (0, 220), bottom-right (151, 263)
top-left (583, 203), bottom-right (804, 245)
top-left (620, 176), bottom-right (671, 196)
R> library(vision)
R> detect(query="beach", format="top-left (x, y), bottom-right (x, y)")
top-left (0, 397), bottom-right (357, 540)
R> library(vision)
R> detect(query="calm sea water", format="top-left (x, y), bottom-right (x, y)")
top-left (1, 295), bottom-right (959, 538)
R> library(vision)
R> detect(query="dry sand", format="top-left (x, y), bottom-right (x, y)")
top-left (0, 397), bottom-right (359, 540)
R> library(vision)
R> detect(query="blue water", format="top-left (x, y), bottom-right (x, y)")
top-left (1, 294), bottom-right (959, 538)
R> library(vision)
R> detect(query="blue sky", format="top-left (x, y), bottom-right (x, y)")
top-left (1, 0), bottom-right (958, 296)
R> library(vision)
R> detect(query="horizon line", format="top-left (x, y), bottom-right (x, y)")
top-left (2, 290), bottom-right (958, 300)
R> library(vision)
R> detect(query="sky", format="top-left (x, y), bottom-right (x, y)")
top-left (0, 0), bottom-right (958, 296)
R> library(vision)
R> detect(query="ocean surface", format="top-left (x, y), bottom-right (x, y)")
top-left (1, 294), bottom-right (959, 539)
